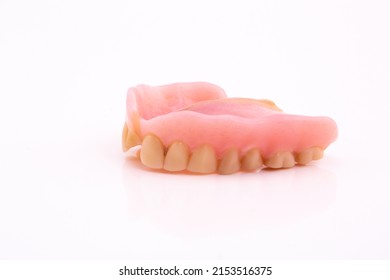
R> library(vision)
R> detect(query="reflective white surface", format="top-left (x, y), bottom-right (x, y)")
top-left (0, 0), bottom-right (389, 259)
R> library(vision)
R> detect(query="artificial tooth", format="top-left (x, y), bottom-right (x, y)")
top-left (135, 148), bottom-right (141, 159)
top-left (164, 141), bottom-right (190, 171)
top-left (122, 123), bottom-right (129, 151)
top-left (218, 148), bottom-right (240, 175)
top-left (312, 147), bottom-right (324, 160)
top-left (258, 99), bottom-right (283, 111)
top-left (265, 151), bottom-right (295, 169)
top-left (187, 144), bottom-right (217, 174)
top-left (282, 152), bottom-right (296, 168)
top-left (296, 147), bottom-right (324, 165)
top-left (241, 148), bottom-right (263, 171)
top-left (140, 134), bottom-right (165, 169)
top-left (296, 148), bottom-right (312, 165)
top-left (122, 122), bottom-right (141, 152)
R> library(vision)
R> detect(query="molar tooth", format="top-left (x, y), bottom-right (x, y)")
top-left (164, 141), bottom-right (190, 171)
top-left (312, 147), bottom-right (324, 160)
top-left (135, 148), bottom-right (141, 159)
top-left (122, 122), bottom-right (141, 152)
top-left (296, 148), bottom-right (312, 165)
top-left (218, 148), bottom-right (240, 175)
top-left (140, 134), bottom-right (165, 169)
top-left (241, 148), bottom-right (263, 171)
top-left (187, 144), bottom-right (217, 174)
top-left (258, 99), bottom-right (283, 111)
top-left (282, 152), bottom-right (295, 168)
top-left (265, 151), bottom-right (295, 169)
top-left (296, 147), bottom-right (324, 165)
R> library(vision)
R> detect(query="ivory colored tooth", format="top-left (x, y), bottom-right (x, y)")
top-left (241, 148), bottom-right (263, 171)
top-left (164, 141), bottom-right (190, 171)
top-left (296, 147), bottom-right (324, 165)
top-left (258, 99), bottom-right (283, 111)
top-left (187, 144), bottom-right (217, 174)
top-left (140, 134), bottom-right (165, 169)
top-left (282, 152), bottom-right (296, 168)
top-left (122, 122), bottom-right (141, 152)
top-left (312, 147), bottom-right (324, 160)
top-left (218, 149), bottom-right (240, 175)
top-left (265, 151), bottom-right (295, 169)
top-left (296, 148), bottom-right (312, 165)
top-left (135, 148), bottom-right (141, 159)
top-left (122, 123), bottom-right (129, 151)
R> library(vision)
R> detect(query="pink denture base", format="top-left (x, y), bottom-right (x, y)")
top-left (126, 82), bottom-right (338, 159)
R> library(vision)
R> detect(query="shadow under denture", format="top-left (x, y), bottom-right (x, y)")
top-left (122, 159), bottom-right (337, 237)
top-left (125, 129), bottom-right (325, 174)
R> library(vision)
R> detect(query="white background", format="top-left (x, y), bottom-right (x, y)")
top-left (0, 0), bottom-right (389, 259)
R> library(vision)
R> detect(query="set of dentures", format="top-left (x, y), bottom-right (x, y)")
top-left (122, 82), bottom-right (338, 174)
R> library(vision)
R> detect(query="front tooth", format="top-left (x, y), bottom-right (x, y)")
top-left (187, 144), bottom-right (217, 174)
top-left (241, 148), bottom-right (263, 171)
top-left (218, 148), bottom-right (240, 175)
top-left (265, 151), bottom-right (295, 169)
top-left (296, 147), bottom-right (324, 165)
top-left (140, 134), bottom-right (165, 169)
top-left (122, 122), bottom-right (141, 152)
top-left (164, 141), bottom-right (190, 171)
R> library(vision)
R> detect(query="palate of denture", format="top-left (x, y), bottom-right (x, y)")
top-left (123, 82), bottom-right (338, 174)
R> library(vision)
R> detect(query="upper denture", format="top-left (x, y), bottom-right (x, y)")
top-left (123, 82), bottom-right (338, 173)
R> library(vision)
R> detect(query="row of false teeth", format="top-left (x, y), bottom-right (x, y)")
top-left (134, 134), bottom-right (324, 175)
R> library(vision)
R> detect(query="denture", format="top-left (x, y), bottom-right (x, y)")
top-left (123, 82), bottom-right (338, 174)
